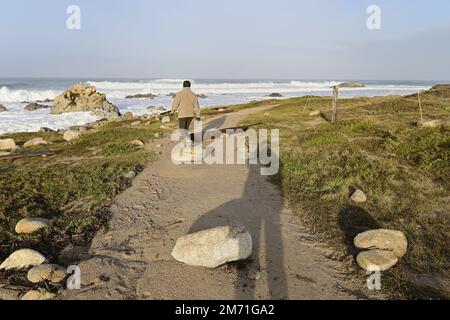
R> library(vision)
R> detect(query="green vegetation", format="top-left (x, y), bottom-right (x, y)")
top-left (0, 120), bottom-right (165, 270)
top-left (239, 90), bottom-right (449, 299)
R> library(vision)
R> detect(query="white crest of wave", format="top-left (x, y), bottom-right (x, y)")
top-left (0, 86), bottom-right (58, 103)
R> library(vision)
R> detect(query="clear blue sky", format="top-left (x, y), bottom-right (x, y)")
top-left (1, 0), bottom-right (449, 79)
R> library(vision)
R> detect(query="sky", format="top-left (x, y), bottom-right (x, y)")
top-left (0, 0), bottom-right (449, 80)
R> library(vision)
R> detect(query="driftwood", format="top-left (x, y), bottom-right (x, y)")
top-left (0, 150), bottom-right (56, 161)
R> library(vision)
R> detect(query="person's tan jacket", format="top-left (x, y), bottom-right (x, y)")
top-left (171, 88), bottom-right (201, 119)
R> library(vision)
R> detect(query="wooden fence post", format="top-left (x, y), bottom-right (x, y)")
top-left (418, 91), bottom-right (424, 126)
top-left (331, 86), bottom-right (339, 124)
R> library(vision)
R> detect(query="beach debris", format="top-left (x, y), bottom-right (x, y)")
top-left (27, 264), bottom-right (67, 283)
top-left (131, 139), bottom-right (145, 147)
top-left (24, 102), bottom-right (51, 111)
top-left (0, 138), bottom-right (16, 151)
top-left (63, 130), bottom-right (81, 142)
top-left (0, 249), bottom-right (46, 270)
top-left (356, 249), bottom-right (398, 271)
top-left (0, 104), bottom-right (7, 112)
top-left (350, 189), bottom-right (367, 203)
top-left (171, 226), bottom-right (253, 268)
top-left (23, 137), bottom-right (49, 148)
top-left (51, 84), bottom-right (120, 118)
top-left (15, 217), bottom-right (50, 234)
top-left (21, 289), bottom-right (55, 301)
top-left (354, 229), bottom-right (408, 258)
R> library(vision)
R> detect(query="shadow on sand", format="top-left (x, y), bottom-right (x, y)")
top-left (188, 115), bottom-right (288, 299)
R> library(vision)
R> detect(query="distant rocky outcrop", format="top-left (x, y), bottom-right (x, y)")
top-left (197, 94), bottom-right (208, 99)
top-left (430, 84), bottom-right (450, 91)
top-left (25, 103), bottom-right (51, 111)
top-left (267, 93), bottom-right (283, 97)
top-left (0, 104), bottom-right (7, 112)
top-left (337, 82), bottom-right (366, 88)
top-left (51, 84), bottom-right (120, 118)
top-left (125, 93), bottom-right (158, 99)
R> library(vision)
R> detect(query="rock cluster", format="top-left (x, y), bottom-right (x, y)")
top-left (354, 229), bottom-right (408, 271)
top-left (51, 84), bottom-right (120, 118)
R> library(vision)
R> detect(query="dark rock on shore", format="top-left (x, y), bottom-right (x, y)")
top-left (125, 93), bottom-right (158, 99)
top-left (267, 93), bottom-right (283, 97)
top-left (51, 84), bottom-right (120, 118)
top-left (197, 94), bottom-right (208, 99)
top-left (36, 98), bottom-right (54, 103)
top-left (167, 92), bottom-right (177, 98)
top-left (0, 104), bottom-right (7, 112)
top-left (338, 82), bottom-right (366, 88)
top-left (25, 103), bottom-right (51, 111)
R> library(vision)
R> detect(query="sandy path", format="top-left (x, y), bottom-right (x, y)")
top-left (60, 105), bottom-right (362, 300)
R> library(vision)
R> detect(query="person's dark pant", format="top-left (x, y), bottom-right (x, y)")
top-left (179, 117), bottom-right (193, 131)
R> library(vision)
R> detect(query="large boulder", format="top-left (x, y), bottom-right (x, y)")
top-left (356, 249), bottom-right (398, 271)
top-left (0, 104), bottom-right (7, 112)
top-left (23, 137), bottom-right (49, 148)
top-left (354, 229), bottom-right (408, 258)
top-left (0, 249), bottom-right (45, 270)
top-left (0, 138), bottom-right (16, 151)
top-left (27, 264), bottom-right (66, 283)
top-left (171, 226), bottom-right (253, 268)
top-left (51, 84), bottom-right (120, 118)
top-left (15, 217), bottom-right (50, 234)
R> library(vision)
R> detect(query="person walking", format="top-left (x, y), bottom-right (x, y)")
top-left (171, 80), bottom-right (201, 131)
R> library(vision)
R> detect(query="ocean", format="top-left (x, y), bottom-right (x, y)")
top-left (0, 78), bottom-right (440, 134)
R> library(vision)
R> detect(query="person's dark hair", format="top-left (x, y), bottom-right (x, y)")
top-left (183, 80), bottom-right (191, 88)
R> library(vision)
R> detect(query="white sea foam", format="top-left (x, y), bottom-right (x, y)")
top-left (0, 86), bottom-right (58, 103)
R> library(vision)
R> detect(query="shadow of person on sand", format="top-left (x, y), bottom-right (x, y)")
top-left (188, 122), bottom-right (288, 299)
